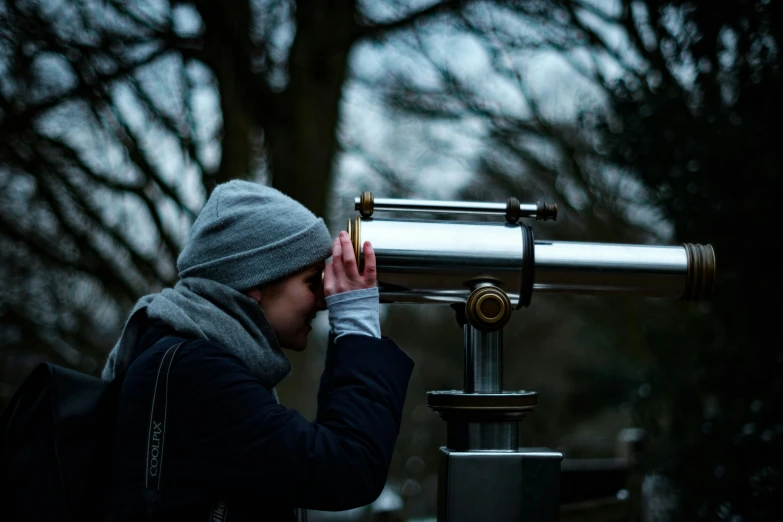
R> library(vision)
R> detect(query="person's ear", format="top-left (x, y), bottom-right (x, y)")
top-left (246, 287), bottom-right (263, 304)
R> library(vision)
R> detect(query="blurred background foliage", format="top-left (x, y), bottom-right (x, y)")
top-left (0, 0), bottom-right (779, 520)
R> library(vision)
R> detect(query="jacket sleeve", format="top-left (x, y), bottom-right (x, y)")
top-left (169, 335), bottom-right (414, 511)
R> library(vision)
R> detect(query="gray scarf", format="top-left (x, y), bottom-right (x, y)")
top-left (101, 277), bottom-right (291, 391)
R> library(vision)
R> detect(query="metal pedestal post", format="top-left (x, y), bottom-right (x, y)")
top-left (428, 286), bottom-right (563, 522)
top-left (437, 448), bottom-right (562, 522)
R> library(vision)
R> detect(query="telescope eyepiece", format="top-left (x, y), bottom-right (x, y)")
top-left (681, 243), bottom-right (716, 301)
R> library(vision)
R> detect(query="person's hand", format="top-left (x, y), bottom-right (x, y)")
top-left (324, 231), bottom-right (377, 297)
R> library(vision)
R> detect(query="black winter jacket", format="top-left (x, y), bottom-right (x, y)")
top-left (103, 321), bottom-right (414, 521)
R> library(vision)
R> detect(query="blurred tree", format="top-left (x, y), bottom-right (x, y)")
top-left (1, 0), bottom-right (198, 387)
top-left (584, 1), bottom-right (782, 520)
top-left (3, 0), bottom-right (777, 519)
top-left (0, 0), bottom-right (469, 399)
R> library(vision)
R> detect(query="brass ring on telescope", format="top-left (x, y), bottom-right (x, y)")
top-left (347, 216), bottom-right (362, 271)
top-left (358, 191), bottom-right (374, 217)
top-left (536, 201), bottom-right (558, 221)
top-left (681, 243), bottom-right (716, 300)
top-left (465, 286), bottom-right (512, 331)
top-left (475, 293), bottom-right (504, 323)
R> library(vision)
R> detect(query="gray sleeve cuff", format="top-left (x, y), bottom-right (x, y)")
top-left (325, 287), bottom-right (381, 341)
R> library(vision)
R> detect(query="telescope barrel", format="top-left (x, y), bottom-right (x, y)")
top-left (534, 241), bottom-right (714, 299)
top-left (347, 217), bottom-right (715, 306)
top-left (357, 197), bottom-right (537, 216)
top-left (354, 193), bottom-right (557, 222)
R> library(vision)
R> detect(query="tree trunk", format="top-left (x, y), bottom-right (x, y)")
top-left (196, 0), bottom-right (255, 195)
top-left (264, 1), bottom-right (357, 217)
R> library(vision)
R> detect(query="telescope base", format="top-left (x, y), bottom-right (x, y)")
top-left (437, 448), bottom-right (562, 522)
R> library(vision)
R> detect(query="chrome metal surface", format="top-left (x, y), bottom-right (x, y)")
top-left (354, 197), bottom-right (540, 217)
top-left (358, 218), bottom-right (527, 305)
top-left (355, 218), bottom-right (711, 304)
top-left (446, 421), bottom-right (519, 451)
top-left (427, 390), bottom-right (538, 413)
top-left (438, 449), bottom-right (562, 522)
top-left (534, 241), bottom-right (688, 297)
top-left (464, 326), bottom-right (502, 394)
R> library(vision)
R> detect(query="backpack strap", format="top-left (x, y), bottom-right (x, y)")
top-left (141, 336), bottom-right (229, 521)
top-left (143, 338), bottom-right (185, 511)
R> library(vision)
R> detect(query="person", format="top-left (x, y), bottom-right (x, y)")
top-left (101, 180), bottom-right (414, 522)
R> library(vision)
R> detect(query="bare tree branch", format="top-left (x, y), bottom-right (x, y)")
top-left (356, 0), bottom-right (467, 41)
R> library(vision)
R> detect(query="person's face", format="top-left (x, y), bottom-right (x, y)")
top-left (246, 262), bottom-right (327, 351)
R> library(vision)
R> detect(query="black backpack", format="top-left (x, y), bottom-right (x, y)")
top-left (0, 336), bottom-right (189, 522)
top-left (0, 362), bottom-right (122, 521)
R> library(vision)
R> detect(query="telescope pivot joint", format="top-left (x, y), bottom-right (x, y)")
top-left (465, 286), bottom-right (512, 331)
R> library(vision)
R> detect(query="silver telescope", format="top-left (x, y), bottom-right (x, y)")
top-left (347, 192), bottom-right (716, 522)
top-left (349, 192), bottom-right (715, 310)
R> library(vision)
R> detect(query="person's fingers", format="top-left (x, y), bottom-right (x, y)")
top-left (339, 231), bottom-right (359, 279)
top-left (323, 259), bottom-right (336, 297)
top-left (362, 241), bottom-right (377, 286)
top-left (329, 233), bottom-right (378, 295)
top-left (331, 237), bottom-right (345, 287)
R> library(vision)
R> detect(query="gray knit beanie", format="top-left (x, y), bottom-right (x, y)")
top-left (177, 180), bottom-right (333, 290)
